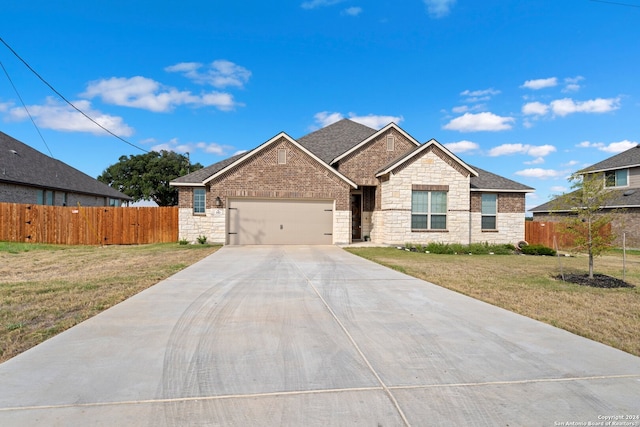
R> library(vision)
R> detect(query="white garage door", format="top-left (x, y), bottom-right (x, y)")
top-left (227, 199), bottom-right (334, 245)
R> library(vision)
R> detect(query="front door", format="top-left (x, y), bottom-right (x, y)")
top-left (351, 193), bottom-right (362, 241)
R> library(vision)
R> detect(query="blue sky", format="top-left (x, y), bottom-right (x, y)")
top-left (1, 0), bottom-right (639, 210)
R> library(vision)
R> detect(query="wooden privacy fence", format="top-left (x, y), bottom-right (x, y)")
top-left (525, 221), bottom-right (611, 250)
top-left (0, 203), bottom-right (178, 245)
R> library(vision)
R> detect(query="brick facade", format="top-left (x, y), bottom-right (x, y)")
top-left (470, 192), bottom-right (526, 213)
top-left (1, 182), bottom-right (119, 207)
top-left (336, 129), bottom-right (417, 188)
top-left (177, 137), bottom-right (352, 244)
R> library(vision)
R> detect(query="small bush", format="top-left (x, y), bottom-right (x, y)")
top-left (178, 238), bottom-right (189, 245)
top-left (196, 235), bottom-right (208, 245)
top-left (520, 244), bottom-right (556, 256)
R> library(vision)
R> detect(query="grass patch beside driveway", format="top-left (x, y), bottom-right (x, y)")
top-left (0, 243), bottom-right (219, 363)
top-left (346, 247), bottom-right (640, 357)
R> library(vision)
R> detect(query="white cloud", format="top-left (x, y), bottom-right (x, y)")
top-left (443, 112), bottom-right (515, 132)
top-left (343, 6), bottom-right (362, 16)
top-left (488, 143), bottom-right (556, 158)
top-left (151, 138), bottom-right (234, 156)
top-left (522, 101), bottom-right (549, 116)
top-left (460, 88), bottom-right (500, 98)
top-left (349, 113), bottom-right (403, 129)
top-left (301, 0), bottom-right (344, 9)
top-left (82, 76), bottom-right (240, 112)
top-left (521, 77), bottom-right (558, 90)
top-left (423, 0), bottom-right (456, 18)
top-left (452, 105), bottom-right (469, 114)
top-left (165, 60), bottom-right (251, 89)
top-left (524, 157), bottom-right (545, 165)
top-left (444, 140), bottom-right (479, 153)
top-left (550, 97), bottom-right (620, 116)
top-left (313, 111), bottom-right (403, 129)
top-left (5, 97), bottom-right (134, 136)
top-left (579, 139), bottom-right (637, 153)
top-left (562, 76), bottom-right (584, 93)
top-left (515, 168), bottom-right (565, 179)
top-left (314, 111), bottom-right (344, 127)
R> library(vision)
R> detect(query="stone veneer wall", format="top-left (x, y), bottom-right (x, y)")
top-left (376, 146), bottom-right (471, 245)
top-left (469, 192), bottom-right (527, 245)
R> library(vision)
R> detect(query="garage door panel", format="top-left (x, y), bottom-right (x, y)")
top-left (228, 199), bottom-right (333, 245)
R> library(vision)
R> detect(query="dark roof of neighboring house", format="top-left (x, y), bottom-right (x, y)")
top-left (297, 119), bottom-right (378, 164)
top-left (530, 187), bottom-right (640, 212)
top-left (0, 131), bottom-right (132, 200)
top-left (470, 165), bottom-right (534, 192)
top-left (581, 144), bottom-right (640, 173)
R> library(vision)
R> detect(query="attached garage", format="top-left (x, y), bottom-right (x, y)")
top-left (227, 198), bottom-right (334, 245)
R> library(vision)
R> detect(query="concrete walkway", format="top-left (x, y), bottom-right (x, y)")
top-left (1, 246), bottom-right (639, 426)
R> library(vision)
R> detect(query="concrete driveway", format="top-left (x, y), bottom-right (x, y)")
top-left (1, 246), bottom-right (639, 426)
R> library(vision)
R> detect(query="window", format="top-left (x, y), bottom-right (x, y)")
top-left (386, 135), bottom-right (395, 152)
top-left (193, 188), bottom-right (206, 214)
top-left (481, 193), bottom-right (497, 230)
top-left (605, 169), bottom-right (628, 187)
top-left (412, 190), bottom-right (447, 230)
top-left (277, 148), bottom-right (287, 165)
top-left (37, 190), bottom-right (54, 205)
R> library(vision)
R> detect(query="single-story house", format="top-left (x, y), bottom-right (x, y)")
top-left (530, 144), bottom-right (640, 248)
top-left (170, 119), bottom-right (534, 245)
top-left (1, 131), bottom-right (132, 207)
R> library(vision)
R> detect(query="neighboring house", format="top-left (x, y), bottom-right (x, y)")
top-left (1, 131), bottom-right (132, 207)
top-left (530, 144), bottom-right (640, 248)
top-left (171, 119), bottom-right (533, 245)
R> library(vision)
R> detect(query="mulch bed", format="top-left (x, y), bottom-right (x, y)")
top-left (555, 273), bottom-right (635, 288)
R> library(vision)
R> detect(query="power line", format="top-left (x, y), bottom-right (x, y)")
top-left (0, 36), bottom-right (148, 153)
top-left (589, 0), bottom-right (640, 8)
top-left (0, 59), bottom-right (54, 157)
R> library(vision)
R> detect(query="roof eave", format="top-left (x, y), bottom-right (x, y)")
top-left (330, 122), bottom-right (421, 165)
top-left (203, 132), bottom-right (357, 189)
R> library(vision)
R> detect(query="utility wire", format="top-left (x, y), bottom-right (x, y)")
top-left (0, 59), bottom-right (55, 158)
top-left (589, 0), bottom-right (640, 8)
top-left (0, 36), bottom-right (148, 153)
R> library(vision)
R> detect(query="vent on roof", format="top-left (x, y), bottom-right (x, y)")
top-left (623, 189), bottom-right (636, 196)
top-left (386, 135), bottom-right (395, 152)
top-left (277, 148), bottom-right (287, 165)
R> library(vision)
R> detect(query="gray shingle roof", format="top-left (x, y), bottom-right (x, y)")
top-left (0, 131), bottom-right (131, 200)
top-left (582, 144), bottom-right (640, 172)
top-left (171, 152), bottom-right (247, 184)
top-left (297, 119), bottom-right (377, 164)
top-left (469, 165), bottom-right (534, 192)
top-left (530, 187), bottom-right (640, 212)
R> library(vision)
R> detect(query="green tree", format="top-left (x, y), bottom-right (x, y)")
top-left (552, 172), bottom-right (619, 279)
top-left (98, 151), bottom-right (202, 206)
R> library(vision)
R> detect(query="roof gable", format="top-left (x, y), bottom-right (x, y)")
top-left (0, 131), bottom-right (131, 200)
top-left (330, 122), bottom-right (420, 165)
top-left (297, 119), bottom-right (378, 164)
top-left (171, 132), bottom-right (357, 188)
top-left (376, 139), bottom-right (478, 178)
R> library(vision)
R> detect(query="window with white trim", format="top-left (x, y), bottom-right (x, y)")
top-left (193, 188), bottom-right (206, 214)
top-left (605, 169), bottom-right (628, 187)
top-left (411, 190), bottom-right (447, 230)
top-left (481, 193), bottom-right (497, 230)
